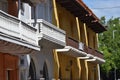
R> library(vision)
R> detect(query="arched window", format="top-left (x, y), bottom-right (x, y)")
top-left (29, 58), bottom-right (36, 80)
top-left (43, 62), bottom-right (49, 80)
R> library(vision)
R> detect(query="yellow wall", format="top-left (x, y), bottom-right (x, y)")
top-left (58, 53), bottom-right (81, 80)
top-left (86, 27), bottom-right (98, 49)
top-left (79, 20), bottom-right (88, 46)
top-left (88, 62), bottom-right (98, 80)
top-left (52, 1), bottom-right (98, 49)
top-left (52, 1), bottom-right (100, 80)
top-left (78, 19), bottom-right (98, 49)
top-left (80, 60), bottom-right (88, 80)
top-left (52, 3), bottom-right (79, 41)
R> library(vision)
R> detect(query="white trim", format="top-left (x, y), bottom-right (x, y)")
top-left (98, 64), bottom-right (101, 80)
top-left (94, 56), bottom-right (105, 64)
top-left (56, 46), bottom-right (105, 64)
top-left (56, 46), bottom-right (87, 57)
top-left (78, 54), bottom-right (94, 59)
top-left (87, 54), bottom-right (94, 59)
top-left (78, 56), bottom-right (89, 59)
top-left (0, 33), bottom-right (40, 51)
top-left (86, 58), bottom-right (96, 62)
top-left (56, 48), bottom-right (70, 52)
top-left (85, 56), bottom-right (105, 64)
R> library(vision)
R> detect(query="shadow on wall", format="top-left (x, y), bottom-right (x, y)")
top-left (28, 58), bottom-right (36, 80)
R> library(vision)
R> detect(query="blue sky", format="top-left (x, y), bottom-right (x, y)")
top-left (83, 0), bottom-right (120, 20)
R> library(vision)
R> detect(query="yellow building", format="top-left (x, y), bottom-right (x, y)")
top-left (0, 0), bottom-right (106, 80)
top-left (52, 0), bottom-right (106, 80)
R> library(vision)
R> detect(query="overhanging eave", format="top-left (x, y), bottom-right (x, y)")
top-left (56, 46), bottom-right (87, 57)
top-left (56, 0), bottom-right (106, 33)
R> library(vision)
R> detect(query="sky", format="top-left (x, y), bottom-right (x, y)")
top-left (83, 0), bottom-right (120, 20)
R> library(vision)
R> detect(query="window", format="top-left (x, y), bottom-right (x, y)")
top-left (31, 0), bottom-right (53, 22)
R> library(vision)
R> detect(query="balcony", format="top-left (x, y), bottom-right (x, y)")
top-left (0, 10), bottom-right (40, 53)
top-left (29, 19), bottom-right (66, 49)
top-left (66, 37), bottom-right (79, 49)
top-left (65, 36), bottom-right (103, 59)
top-left (79, 43), bottom-right (104, 59)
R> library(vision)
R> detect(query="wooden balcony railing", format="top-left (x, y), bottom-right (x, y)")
top-left (66, 37), bottom-right (79, 49)
top-left (66, 36), bottom-right (103, 59)
top-left (84, 45), bottom-right (104, 59)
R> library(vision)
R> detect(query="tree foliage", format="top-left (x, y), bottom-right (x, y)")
top-left (99, 17), bottom-right (120, 75)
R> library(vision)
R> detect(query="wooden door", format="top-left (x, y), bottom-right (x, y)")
top-left (0, 53), bottom-right (19, 80)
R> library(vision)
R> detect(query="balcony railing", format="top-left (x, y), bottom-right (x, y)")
top-left (66, 36), bottom-right (79, 49)
top-left (79, 43), bottom-right (104, 59)
top-left (29, 19), bottom-right (66, 48)
top-left (0, 10), bottom-right (39, 50)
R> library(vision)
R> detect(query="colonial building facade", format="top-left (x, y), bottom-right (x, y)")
top-left (0, 0), bottom-right (106, 80)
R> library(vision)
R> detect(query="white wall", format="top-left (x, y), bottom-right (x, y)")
top-left (19, 55), bottom-right (30, 80)
top-left (20, 3), bottom-right (31, 22)
top-left (30, 49), bottom-right (54, 79)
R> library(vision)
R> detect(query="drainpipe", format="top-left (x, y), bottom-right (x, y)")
top-left (97, 64), bottom-right (101, 80)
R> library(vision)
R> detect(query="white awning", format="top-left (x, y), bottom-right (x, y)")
top-left (94, 56), bottom-right (105, 64)
top-left (56, 46), bottom-right (105, 64)
top-left (86, 56), bottom-right (105, 64)
top-left (56, 46), bottom-right (87, 57)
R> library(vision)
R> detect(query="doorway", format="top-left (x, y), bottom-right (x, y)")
top-left (29, 58), bottom-right (36, 80)
top-left (0, 53), bottom-right (19, 80)
top-left (43, 62), bottom-right (49, 80)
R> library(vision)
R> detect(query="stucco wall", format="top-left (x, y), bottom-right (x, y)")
top-left (30, 49), bottom-right (55, 79)
top-left (58, 53), bottom-right (81, 80)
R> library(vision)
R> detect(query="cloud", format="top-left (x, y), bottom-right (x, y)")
top-left (83, 0), bottom-right (120, 20)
